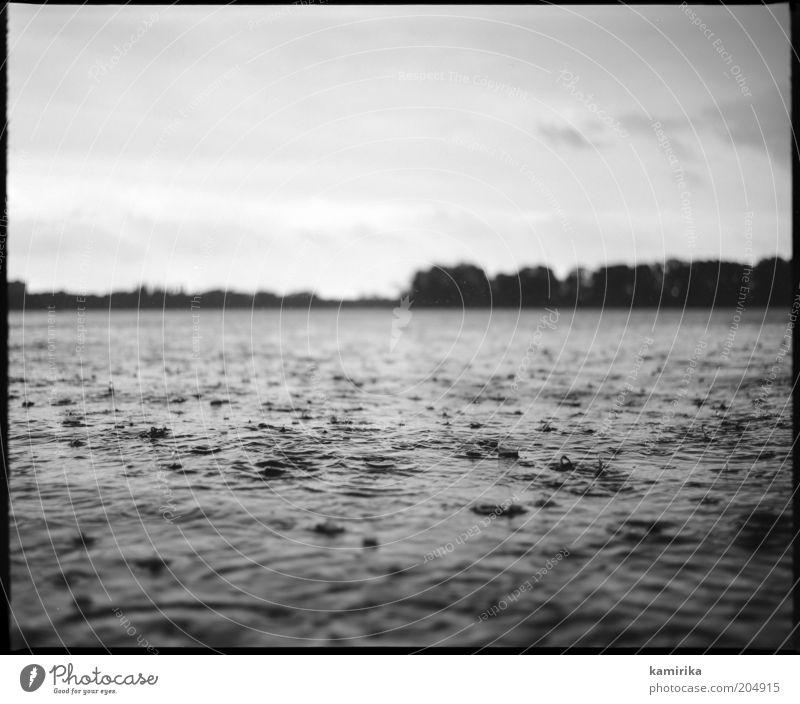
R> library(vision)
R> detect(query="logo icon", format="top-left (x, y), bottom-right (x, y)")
top-left (390, 295), bottom-right (413, 352)
top-left (20, 665), bottom-right (45, 692)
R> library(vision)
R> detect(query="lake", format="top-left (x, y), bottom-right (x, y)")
top-left (8, 306), bottom-right (793, 648)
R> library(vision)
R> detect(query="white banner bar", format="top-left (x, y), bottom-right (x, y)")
top-left (1, 655), bottom-right (798, 703)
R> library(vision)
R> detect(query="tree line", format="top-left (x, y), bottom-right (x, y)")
top-left (406, 257), bottom-right (791, 308)
top-left (7, 256), bottom-right (792, 310)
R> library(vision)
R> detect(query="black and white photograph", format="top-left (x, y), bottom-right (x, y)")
top-left (3, 1), bottom-right (796, 658)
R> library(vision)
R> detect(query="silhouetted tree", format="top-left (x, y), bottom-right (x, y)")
top-left (491, 273), bottom-right (522, 307)
top-left (664, 259), bottom-right (690, 306)
top-left (751, 257), bottom-right (792, 306)
top-left (409, 264), bottom-right (491, 307)
top-left (633, 263), bottom-right (663, 307)
top-left (560, 267), bottom-right (591, 307)
top-left (9, 257), bottom-right (792, 311)
top-left (518, 266), bottom-right (557, 306)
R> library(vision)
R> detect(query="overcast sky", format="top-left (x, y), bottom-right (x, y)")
top-left (8, 3), bottom-right (791, 298)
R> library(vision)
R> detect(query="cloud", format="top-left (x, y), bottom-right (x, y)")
top-left (538, 123), bottom-right (593, 149)
top-left (7, 3), bottom-right (791, 296)
top-left (705, 91), bottom-right (791, 166)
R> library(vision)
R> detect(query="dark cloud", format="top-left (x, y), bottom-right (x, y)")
top-left (538, 123), bottom-right (594, 149)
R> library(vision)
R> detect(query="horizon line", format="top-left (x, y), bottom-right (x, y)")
top-left (7, 254), bottom-right (790, 300)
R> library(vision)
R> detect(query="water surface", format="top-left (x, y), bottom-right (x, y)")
top-left (9, 307), bottom-right (793, 648)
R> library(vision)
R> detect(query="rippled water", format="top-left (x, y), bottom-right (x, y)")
top-left (9, 307), bottom-right (793, 648)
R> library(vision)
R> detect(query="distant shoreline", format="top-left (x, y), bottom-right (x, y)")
top-left (7, 256), bottom-right (792, 310)
top-left (8, 302), bottom-right (788, 311)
